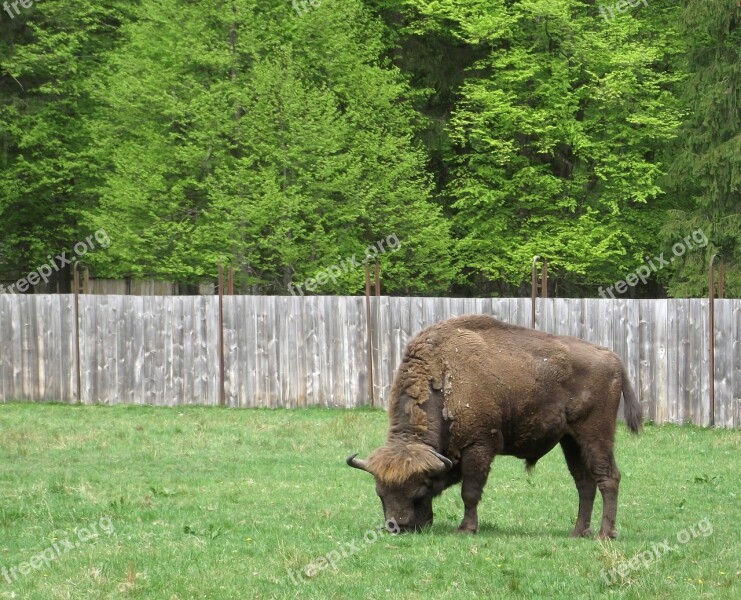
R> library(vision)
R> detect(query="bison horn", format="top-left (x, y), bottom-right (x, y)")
top-left (346, 453), bottom-right (371, 473)
top-left (429, 449), bottom-right (453, 473)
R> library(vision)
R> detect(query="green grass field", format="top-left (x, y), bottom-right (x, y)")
top-left (0, 403), bottom-right (739, 599)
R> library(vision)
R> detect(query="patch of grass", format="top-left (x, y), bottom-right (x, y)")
top-left (0, 403), bottom-right (739, 599)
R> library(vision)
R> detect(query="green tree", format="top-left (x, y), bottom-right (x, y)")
top-left (399, 0), bottom-right (684, 296)
top-left (0, 0), bottom-right (133, 290)
top-left (662, 0), bottom-right (741, 297)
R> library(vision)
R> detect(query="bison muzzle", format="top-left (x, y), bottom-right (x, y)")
top-left (347, 315), bottom-right (642, 538)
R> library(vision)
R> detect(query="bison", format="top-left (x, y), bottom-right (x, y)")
top-left (347, 315), bottom-right (642, 539)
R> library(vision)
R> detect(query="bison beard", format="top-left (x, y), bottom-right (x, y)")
top-left (347, 315), bottom-right (642, 538)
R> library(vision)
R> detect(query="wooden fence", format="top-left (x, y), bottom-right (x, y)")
top-left (0, 295), bottom-right (739, 427)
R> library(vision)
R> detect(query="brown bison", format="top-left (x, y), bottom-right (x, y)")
top-left (347, 315), bottom-right (642, 538)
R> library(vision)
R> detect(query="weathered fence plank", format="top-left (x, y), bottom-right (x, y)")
top-left (0, 295), bottom-right (738, 427)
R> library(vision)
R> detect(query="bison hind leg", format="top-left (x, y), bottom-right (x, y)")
top-left (560, 435), bottom-right (597, 538)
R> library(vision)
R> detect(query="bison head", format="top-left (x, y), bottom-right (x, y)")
top-left (346, 443), bottom-right (453, 532)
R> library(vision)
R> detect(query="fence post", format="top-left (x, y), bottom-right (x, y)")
top-left (531, 257), bottom-right (548, 328)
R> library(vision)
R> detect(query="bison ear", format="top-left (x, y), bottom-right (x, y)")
top-left (429, 449), bottom-right (453, 475)
top-left (346, 453), bottom-right (372, 474)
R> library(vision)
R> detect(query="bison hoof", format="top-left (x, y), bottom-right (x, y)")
top-left (456, 525), bottom-right (478, 534)
top-left (596, 530), bottom-right (618, 540)
top-left (570, 527), bottom-right (592, 538)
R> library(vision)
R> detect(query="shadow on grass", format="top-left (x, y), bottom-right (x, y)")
top-left (422, 521), bottom-right (570, 540)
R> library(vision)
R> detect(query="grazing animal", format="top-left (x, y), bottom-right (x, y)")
top-left (347, 315), bottom-right (642, 538)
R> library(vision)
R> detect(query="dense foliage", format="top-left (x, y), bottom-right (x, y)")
top-left (1, 0), bottom-right (739, 296)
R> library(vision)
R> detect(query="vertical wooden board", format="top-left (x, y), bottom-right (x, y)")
top-left (31, 296), bottom-right (46, 400)
top-left (543, 297), bottom-right (555, 333)
top-left (102, 296), bottom-right (123, 404)
top-left (486, 298), bottom-right (502, 322)
top-left (10, 295), bottom-right (24, 400)
top-left (95, 296), bottom-right (108, 405)
top-left (32, 296), bottom-right (47, 400)
top-left (0, 296), bottom-right (7, 401)
top-left (230, 296), bottom-right (245, 408)
top-left (323, 295), bottom-right (336, 407)
top-left (127, 296), bottom-right (143, 405)
top-left (306, 295), bottom-right (319, 407)
top-left (179, 296), bottom-right (194, 405)
top-left (286, 296), bottom-right (302, 408)
top-left (696, 299), bottom-right (710, 426)
top-left (420, 298), bottom-right (434, 331)
top-left (161, 296), bottom-right (174, 406)
top-left (513, 298), bottom-right (529, 328)
top-left (304, 296), bottom-right (321, 407)
top-left (374, 296), bottom-right (391, 408)
top-left (40, 296), bottom-right (57, 402)
top-left (78, 295), bottom-right (94, 404)
top-left (245, 295), bottom-right (260, 408)
top-left (636, 300), bottom-right (653, 422)
top-left (620, 300), bottom-right (640, 421)
top-left (685, 299), bottom-right (703, 425)
top-left (21, 296), bottom-right (37, 400)
top-left (670, 299), bottom-right (685, 424)
top-left (253, 295), bottom-right (268, 408)
top-left (611, 299), bottom-right (628, 364)
top-left (41, 295), bottom-right (56, 400)
top-left (101, 295), bottom-right (118, 405)
top-left (461, 297), bottom-right (476, 318)
top-left (188, 296), bottom-right (202, 406)
top-left (138, 295), bottom-right (152, 405)
top-left (267, 294), bottom-right (281, 407)
top-left (653, 300), bottom-right (668, 424)
top-left (733, 301), bottom-right (741, 428)
top-left (110, 295), bottom-right (124, 405)
top-left (385, 296), bottom-right (403, 407)
top-left (347, 295), bottom-right (360, 408)
top-left (222, 295), bottom-right (236, 407)
top-left (0, 295), bottom-right (13, 401)
top-left (307, 296), bottom-right (321, 408)
top-left (328, 296), bottom-right (344, 407)
top-left (227, 295), bottom-right (240, 407)
top-left (142, 295), bottom-right (155, 406)
top-left (559, 299), bottom-right (573, 335)
top-left (369, 295), bottom-right (381, 409)
top-left (295, 295), bottom-right (308, 408)
top-left (63, 294), bottom-right (77, 403)
top-left (446, 297), bottom-right (456, 319)
top-left (272, 295), bottom-right (285, 407)
top-left (713, 299), bottom-right (733, 427)
top-left (172, 297), bottom-right (186, 407)
top-left (370, 294), bottom-right (381, 408)
top-left (210, 295), bottom-right (222, 406)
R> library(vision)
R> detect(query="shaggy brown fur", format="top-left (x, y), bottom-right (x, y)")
top-left (348, 314), bottom-right (642, 538)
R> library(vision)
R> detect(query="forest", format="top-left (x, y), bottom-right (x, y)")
top-left (0, 0), bottom-right (739, 297)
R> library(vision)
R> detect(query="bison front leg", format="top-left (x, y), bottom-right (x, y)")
top-left (457, 446), bottom-right (494, 534)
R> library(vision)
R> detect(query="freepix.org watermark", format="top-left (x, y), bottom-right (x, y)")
top-left (599, 229), bottom-right (708, 299)
top-left (600, 517), bottom-right (712, 585)
top-left (287, 518), bottom-right (400, 585)
top-left (288, 234), bottom-right (400, 296)
top-left (2, 0), bottom-right (39, 20)
top-left (290, 0), bottom-right (320, 16)
top-left (0, 228), bottom-right (110, 294)
top-left (1, 516), bottom-right (114, 584)
top-left (598, 0), bottom-right (649, 23)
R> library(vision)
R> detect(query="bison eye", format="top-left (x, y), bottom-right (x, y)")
top-left (413, 487), bottom-right (428, 500)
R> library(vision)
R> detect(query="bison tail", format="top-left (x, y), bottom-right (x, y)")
top-left (621, 368), bottom-right (643, 434)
